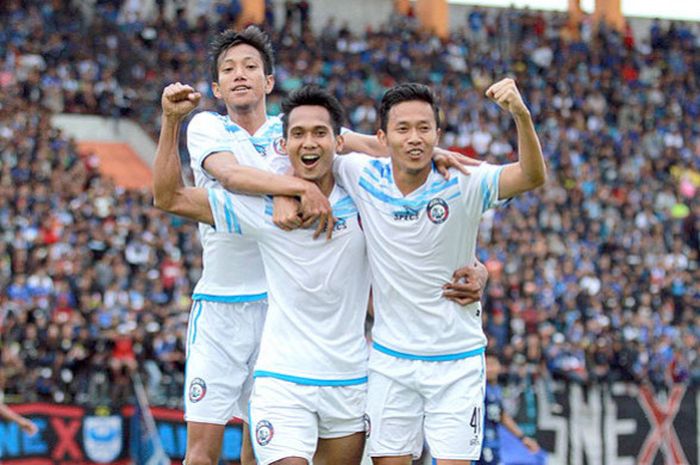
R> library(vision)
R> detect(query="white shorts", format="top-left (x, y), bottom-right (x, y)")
top-left (366, 348), bottom-right (486, 460)
top-left (249, 377), bottom-right (367, 465)
top-left (184, 299), bottom-right (267, 424)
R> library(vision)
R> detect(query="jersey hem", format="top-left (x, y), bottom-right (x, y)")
top-left (372, 342), bottom-right (485, 361)
top-left (192, 292), bottom-right (268, 303)
top-left (253, 370), bottom-right (368, 386)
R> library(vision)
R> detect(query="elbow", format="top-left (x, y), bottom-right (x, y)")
top-left (531, 169), bottom-right (547, 189)
top-left (152, 191), bottom-right (173, 212)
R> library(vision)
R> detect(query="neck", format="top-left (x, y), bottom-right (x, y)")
top-left (314, 173), bottom-right (335, 197)
top-left (226, 102), bottom-right (267, 135)
top-left (392, 160), bottom-right (431, 196)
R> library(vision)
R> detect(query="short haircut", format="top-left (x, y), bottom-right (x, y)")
top-left (208, 26), bottom-right (275, 82)
top-left (379, 83), bottom-right (441, 132)
top-left (281, 85), bottom-right (345, 137)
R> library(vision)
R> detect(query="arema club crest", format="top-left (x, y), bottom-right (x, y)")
top-left (256, 420), bottom-right (274, 446)
top-left (189, 378), bottom-right (207, 403)
top-left (426, 198), bottom-right (449, 224)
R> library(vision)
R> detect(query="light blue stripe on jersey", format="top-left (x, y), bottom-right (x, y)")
top-left (264, 196), bottom-right (273, 217)
top-left (208, 189), bottom-right (220, 224)
top-left (332, 195), bottom-right (357, 219)
top-left (184, 300), bottom-right (202, 414)
top-left (222, 192), bottom-right (242, 234)
top-left (358, 176), bottom-right (458, 209)
top-left (481, 165), bottom-right (505, 213)
top-left (362, 166), bottom-right (381, 183)
top-left (254, 370), bottom-right (368, 386)
top-left (192, 292), bottom-right (268, 303)
top-left (368, 159), bottom-right (392, 180)
top-left (248, 401), bottom-right (260, 463)
top-left (373, 342), bottom-right (485, 361)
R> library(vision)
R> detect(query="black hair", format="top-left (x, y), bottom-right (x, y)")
top-left (208, 26), bottom-right (275, 82)
top-left (281, 85), bottom-right (345, 137)
top-left (379, 83), bottom-right (441, 132)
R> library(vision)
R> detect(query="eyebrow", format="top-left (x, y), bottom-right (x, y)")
top-left (290, 124), bottom-right (332, 131)
top-left (393, 119), bottom-right (432, 125)
top-left (220, 56), bottom-right (260, 64)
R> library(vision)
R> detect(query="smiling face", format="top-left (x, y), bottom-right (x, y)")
top-left (212, 43), bottom-right (274, 114)
top-left (283, 105), bottom-right (343, 187)
top-left (379, 100), bottom-right (440, 179)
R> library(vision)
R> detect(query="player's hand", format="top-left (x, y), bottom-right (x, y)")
top-left (299, 183), bottom-right (335, 240)
top-left (442, 260), bottom-right (489, 305)
top-left (522, 436), bottom-right (540, 453)
top-left (19, 418), bottom-right (38, 436)
top-left (433, 147), bottom-right (482, 180)
top-left (161, 82), bottom-right (201, 120)
top-left (273, 195), bottom-right (303, 231)
top-left (485, 78), bottom-right (530, 118)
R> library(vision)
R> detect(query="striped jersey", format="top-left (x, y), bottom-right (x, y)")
top-left (208, 185), bottom-right (370, 384)
top-left (333, 153), bottom-right (506, 359)
top-left (187, 111), bottom-right (289, 301)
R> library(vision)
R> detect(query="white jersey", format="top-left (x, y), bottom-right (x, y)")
top-left (187, 111), bottom-right (289, 301)
top-left (208, 186), bottom-right (370, 384)
top-left (334, 153), bottom-right (506, 359)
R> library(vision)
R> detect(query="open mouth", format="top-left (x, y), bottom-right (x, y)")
top-left (407, 148), bottom-right (424, 159)
top-left (231, 85), bottom-right (250, 94)
top-left (300, 154), bottom-right (321, 167)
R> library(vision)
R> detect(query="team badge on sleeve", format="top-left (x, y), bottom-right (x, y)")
top-left (256, 420), bottom-right (274, 446)
top-left (273, 137), bottom-right (286, 156)
top-left (188, 378), bottom-right (207, 403)
top-left (426, 198), bottom-right (449, 224)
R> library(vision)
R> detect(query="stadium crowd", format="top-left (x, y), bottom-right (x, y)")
top-left (0, 0), bottom-right (698, 407)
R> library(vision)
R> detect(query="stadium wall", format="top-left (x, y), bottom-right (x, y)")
top-left (531, 382), bottom-right (698, 465)
top-left (50, 114), bottom-right (158, 167)
top-left (268, 0), bottom-right (669, 42)
top-left (0, 384), bottom-right (697, 465)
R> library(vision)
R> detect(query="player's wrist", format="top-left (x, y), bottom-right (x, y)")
top-left (511, 107), bottom-right (531, 121)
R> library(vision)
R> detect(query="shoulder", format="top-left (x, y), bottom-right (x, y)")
top-left (188, 111), bottom-right (219, 133)
top-left (335, 152), bottom-right (383, 170)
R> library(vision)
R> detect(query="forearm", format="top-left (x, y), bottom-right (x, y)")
top-left (217, 165), bottom-right (314, 198)
top-left (0, 403), bottom-right (24, 424)
top-left (340, 131), bottom-right (388, 157)
top-left (153, 116), bottom-right (186, 211)
top-left (501, 412), bottom-right (525, 438)
top-left (513, 111), bottom-right (547, 187)
top-left (153, 117), bottom-right (212, 224)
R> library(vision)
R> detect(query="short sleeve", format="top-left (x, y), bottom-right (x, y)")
top-left (458, 163), bottom-right (507, 214)
top-left (332, 152), bottom-right (373, 195)
top-left (208, 188), bottom-right (265, 237)
top-left (187, 112), bottom-right (234, 177)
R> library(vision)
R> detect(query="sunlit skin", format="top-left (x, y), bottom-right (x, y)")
top-left (212, 43), bottom-right (274, 119)
top-left (378, 100), bottom-right (441, 196)
top-left (281, 105), bottom-right (344, 197)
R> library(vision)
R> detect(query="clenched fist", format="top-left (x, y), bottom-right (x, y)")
top-left (485, 78), bottom-right (530, 118)
top-left (161, 82), bottom-right (201, 120)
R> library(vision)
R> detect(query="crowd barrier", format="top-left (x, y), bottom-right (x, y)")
top-left (0, 382), bottom-right (697, 465)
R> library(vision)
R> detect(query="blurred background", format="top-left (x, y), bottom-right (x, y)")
top-left (0, 0), bottom-right (697, 464)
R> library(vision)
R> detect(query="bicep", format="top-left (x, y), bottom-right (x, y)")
top-left (341, 131), bottom-right (387, 157)
top-left (497, 163), bottom-right (529, 200)
top-left (171, 187), bottom-right (214, 225)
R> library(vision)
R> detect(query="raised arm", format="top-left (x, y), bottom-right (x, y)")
top-left (485, 78), bottom-right (547, 199)
top-left (152, 83), bottom-right (213, 225)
